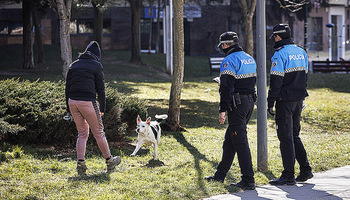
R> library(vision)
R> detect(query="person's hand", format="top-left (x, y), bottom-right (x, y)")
top-left (219, 112), bottom-right (226, 124)
top-left (302, 101), bottom-right (306, 111)
top-left (213, 77), bottom-right (220, 86)
top-left (267, 107), bottom-right (275, 116)
top-left (267, 101), bottom-right (275, 116)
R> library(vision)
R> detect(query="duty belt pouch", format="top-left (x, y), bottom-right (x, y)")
top-left (229, 99), bottom-right (236, 111)
top-left (234, 93), bottom-right (241, 106)
top-left (229, 93), bottom-right (237, 111)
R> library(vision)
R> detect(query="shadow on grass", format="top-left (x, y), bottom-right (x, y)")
top-left (262, 170), bottom-right (277, 180)
top-left (68, 171), bottom-right (111, 183)
top-left (147, 99), bottom-right (257, 129)
top-left (18, 141), bottom-right (113, 163)
top-left (164, 131), bottom-right (216, 196)
top-left (307, 73), bottom-right (350, 93)
top-left (144, 159), bottom-right (165, 167)
top-left (164, 131), bottom-right (241, 195)
top-left (164, 132), bottom-right (258, 195)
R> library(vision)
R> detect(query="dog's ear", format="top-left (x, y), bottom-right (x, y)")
top-left (146, 117), bottom-right (151, 125)
top-left (137, 115), bottom-right (141, 124)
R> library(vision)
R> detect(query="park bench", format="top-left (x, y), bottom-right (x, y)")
top-left (312, 60), bottom-right (350, 73)
top-left (209, 56), bottom-right (224, 76)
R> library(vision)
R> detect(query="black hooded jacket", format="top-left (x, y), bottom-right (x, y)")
top-left (65, 41), bottom-right (106, 113)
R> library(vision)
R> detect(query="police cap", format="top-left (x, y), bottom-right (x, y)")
top-left (269, 24), bottom-right (291, 39)
top-left (217, 31), bottom-right (239, 48)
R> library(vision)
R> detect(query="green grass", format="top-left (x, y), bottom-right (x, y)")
top-left (1, 45), bottom-right (350, 199)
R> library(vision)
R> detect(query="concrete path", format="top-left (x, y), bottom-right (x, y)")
top-left (203, 165), bottom-right (350, 200)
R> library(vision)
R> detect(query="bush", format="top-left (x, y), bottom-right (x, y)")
top-left (0, 118), bottom-right (25, 140)
top-left (0, 143), bottom-right (23, 163)
top-left (0, 78), bottom-right (147, 146)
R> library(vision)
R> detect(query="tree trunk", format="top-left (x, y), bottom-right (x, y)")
top-left (93, 2), bottom-right (103, 46)
top-left (229, 0), bottom-right (235, 31)
top-left (155, 0), bottom-right (161, 53)
top-left (238, 0), bottom-right (256, 56)
top-left (244, 14), bottom-right (254, 56)
top-left (166, 0), bottom-right (185, 132)
top-left (129, 0), bottom-right (142, 64)
top-left (22, 0), bottom-right (35, 69)
top-left (56, 0), bottom-right (72, 81)
top-left (33, 8), bottom-right (45, 64)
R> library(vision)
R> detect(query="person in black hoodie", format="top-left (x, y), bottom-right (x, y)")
top-left (65, 41), bottom-right (121, 173)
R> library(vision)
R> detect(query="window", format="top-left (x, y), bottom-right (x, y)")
top-left (0, 21), bottom-right (23, 35)
top-left (102, 20), bottom-right (111, 34)
top-left (70, 19), bottom-right (111, 35)
top-left (307, 17), bottom-right (323, 51)
top-left (70, 19), bottom-right (93, 35)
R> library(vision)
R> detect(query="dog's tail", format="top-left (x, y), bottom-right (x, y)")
top-left (155, 114), bottom-right (168, 123)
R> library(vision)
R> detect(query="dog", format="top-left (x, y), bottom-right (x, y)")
top-left (130, 114), bottom-right (168, 160)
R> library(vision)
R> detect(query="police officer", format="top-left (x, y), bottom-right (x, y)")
top-left (205, 31), bottom-right (256, 190)
top-left (268, 24), bottom-right (313, 185)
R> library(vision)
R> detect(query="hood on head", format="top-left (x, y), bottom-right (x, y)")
top-left (83, 41), bottom-right (101, 61)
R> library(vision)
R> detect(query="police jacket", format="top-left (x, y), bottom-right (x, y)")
top-left (267, 38), bottom-right (308, 108)
top-left (219, 44), bottom-right (257, 112)
top-left (65, 53), bottom-right (106, 113)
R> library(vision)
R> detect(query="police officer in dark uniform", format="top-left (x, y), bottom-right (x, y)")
top-left (205, 31), bottom-right (257, 190)
top-left (268, 24), bottom-right (313, 185)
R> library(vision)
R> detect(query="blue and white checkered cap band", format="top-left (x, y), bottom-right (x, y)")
top-left (273, 30), bottom-right (287, 34)
top-left (217, 40), bottom-right (235, 47)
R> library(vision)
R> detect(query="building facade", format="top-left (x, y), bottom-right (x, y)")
top-left (1, 1), bottom-right (350, 60)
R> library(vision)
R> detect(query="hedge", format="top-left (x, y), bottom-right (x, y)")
top-left (0, 78), bottom-right (147, 146)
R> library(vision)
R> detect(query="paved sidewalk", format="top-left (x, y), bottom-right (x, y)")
top-left (203, 165), bottom-right (350, 200)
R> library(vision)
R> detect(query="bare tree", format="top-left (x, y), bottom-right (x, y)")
top-left (128, 0), bottom-right (143, 64)
top-left (54, 0), bottom-right (73, 80)
top-left (92, 0), bottom-right (105, 46)
top-left (33, 7), bottom-right (45, 64)
top-left (155, 0), bottom-right (161, 53)
top-left (22, 0), bottom-right (35, 69)
top-left (275, 0), bottom-right (309, 12)
top-left (165, 0), bottom-right (184, 132)
top-left (237, 0), bottom-right (256, 56)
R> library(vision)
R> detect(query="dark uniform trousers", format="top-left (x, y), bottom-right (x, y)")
top-left (215, 95), bottom-right (255, 183)
top-left (275, 100), bottom-right (312, 178)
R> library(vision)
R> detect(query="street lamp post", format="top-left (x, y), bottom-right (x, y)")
top-left (326, 23), bottom-right (335, 61)
top-left (256, 0), bottom-right (268, 172)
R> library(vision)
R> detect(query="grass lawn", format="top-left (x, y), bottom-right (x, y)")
top-left (1, 45), bottom-right (350, 199)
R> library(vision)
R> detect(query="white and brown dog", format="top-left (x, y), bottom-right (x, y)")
top-left (131, 114), bottom-right (168, 160)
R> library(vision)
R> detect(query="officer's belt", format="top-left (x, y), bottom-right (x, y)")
top-left (238, 93), bottom-right (254, 98)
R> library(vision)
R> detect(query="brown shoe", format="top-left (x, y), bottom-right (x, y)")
top-left (106, 156), bottom-right (121, 172)
top-left (77, 160), bottom-right (88, 174)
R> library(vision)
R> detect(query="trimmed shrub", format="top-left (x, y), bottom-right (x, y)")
top-left (0, 78), bottom-right (147, 146)
top-left (0, 118), bottom-right (25, 140)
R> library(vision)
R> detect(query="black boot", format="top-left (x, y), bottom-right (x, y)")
top-left (231, 181), bottom-right (255, 190)
top-left (296, 171), bottom-right (313, 182)
top-left (269, 176), bottom-right (296, 185)
top-left (204, 175), bottom-right (224, 183)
